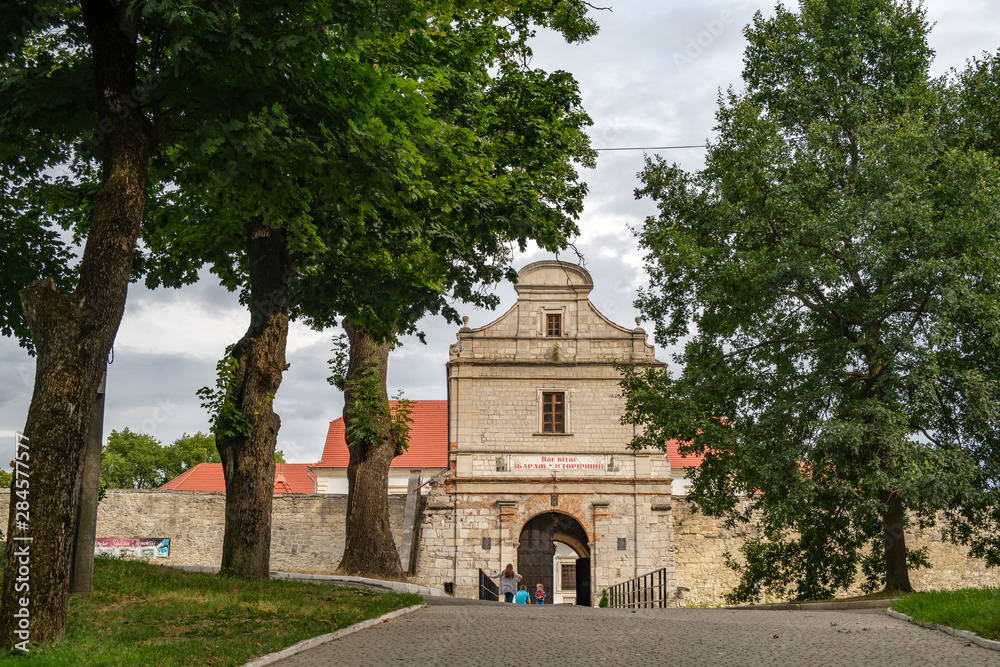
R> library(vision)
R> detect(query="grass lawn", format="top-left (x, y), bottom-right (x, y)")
top-left (891, 588), bottom-right (1000, 640)
top-left (0, 558), bottom-right (422, 666)
top-left (798, 590), bottom-right (907, 604)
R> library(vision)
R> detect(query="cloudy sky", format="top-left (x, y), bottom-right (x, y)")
top-left (3, 0), bottom-right (999, 468)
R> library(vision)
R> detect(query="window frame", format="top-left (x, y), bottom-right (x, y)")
top-left (560, 562), bottom-right (577, 590)
top-left (535, 388), bottom-right (572, 435)
top-left (538, 306), bottom-right (567, 337)
top-left (539, 390), bottom-right (569, 435)
top-left (546, 313), bottom-right (561, 337)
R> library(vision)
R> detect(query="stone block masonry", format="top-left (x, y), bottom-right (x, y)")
top-left (0, 489), bottom-right (407, 573)
top-left (671, 498), bottom-right (1000, 607)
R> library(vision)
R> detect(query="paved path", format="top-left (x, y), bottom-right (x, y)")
top-left (270, 599), bottom-right (1000, 667)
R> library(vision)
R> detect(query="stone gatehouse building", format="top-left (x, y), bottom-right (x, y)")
top-left (412, 260), bottom-right (680, 604)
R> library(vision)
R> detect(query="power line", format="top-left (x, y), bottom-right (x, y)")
top-left (593, 144), bottom-right (706, 151)
top-left (496, 143), bottom-right (708, 152)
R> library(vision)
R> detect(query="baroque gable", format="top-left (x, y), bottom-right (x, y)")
top-left (448, 260), bottom-right (658, 364)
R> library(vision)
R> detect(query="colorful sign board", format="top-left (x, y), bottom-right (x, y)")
top-left (95, 537), bottom-right (170, 559)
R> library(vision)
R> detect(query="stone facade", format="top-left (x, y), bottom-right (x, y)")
top-left (0, 490), bottom-right (406, 573)
top-left (413, 260), bottom-right (679, 603)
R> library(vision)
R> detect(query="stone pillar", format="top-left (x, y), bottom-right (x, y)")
top-left (399, 469), bottom-right (423, 573)
top-left (71, 370), bottom-right (106, 593)
top-left (592, 501), bottom-right (609, 603)
top-left (497, 500), bottom-right (518, 571)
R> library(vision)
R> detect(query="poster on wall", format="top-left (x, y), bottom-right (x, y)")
top-left (95, 537), bottom-right (170, 559)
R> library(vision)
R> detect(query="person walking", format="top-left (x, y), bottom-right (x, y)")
top-left (490, 563), bottom-right (522, 602)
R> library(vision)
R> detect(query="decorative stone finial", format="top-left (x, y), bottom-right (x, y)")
top-left (635, 316), bottom-right (642, 327)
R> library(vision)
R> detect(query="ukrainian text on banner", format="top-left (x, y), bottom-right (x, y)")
top-left (95, 537), bottom-right (170, 558)
top-left (507, 455), bottom-right (607, 471)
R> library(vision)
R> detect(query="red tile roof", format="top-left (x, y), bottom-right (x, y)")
top-left (315, 400), bottom-right (448, 469)
top-left (666, 439), bottom-right (704, 469)
top-left (159, 463), bottom-right (315, 494)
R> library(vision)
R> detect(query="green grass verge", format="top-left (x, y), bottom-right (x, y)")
top-left (0, 558), bottom-right (422, 666)
top-left (891, 588), bottom-right (1000, 640)
top-left (798, 590), bottom-right (906, 604)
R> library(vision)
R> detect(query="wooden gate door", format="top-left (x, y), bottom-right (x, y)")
top-left (575, 557), bottom-right (591, 606)
top-left (518, 514), bottom-right (554, 603)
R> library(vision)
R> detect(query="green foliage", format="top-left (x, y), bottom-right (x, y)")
top-left (390, 392), bottom-right (414, 455)
top-left (100, 429), bottom-right (166, 490)
top-left (598, 589), bottom-right (609, 608)
top-left (330, 333), bottom-right (414, 453)
top-left (339, 370), bottom-right (408, 456)
top-left (930, 50), bottom-right (1000, 570)
top-left (0, 470), bottom-right (10, 489)
top-left (341, 353), bottom-right (392, 450)
top-left (164, 431), bottom-right (221, 476)
top-left (327, 333), bottom-right (350, 391)
top-left (197, 349), bottom-right (255, 439)
top-left (274, 450), bottom-right (286, 464)
top-left (100, 430), bottom-right (220, 489)
top-left (288, 4), bottom-right (598, 343)
top-left (621, 0), bottom-right (1000, 603)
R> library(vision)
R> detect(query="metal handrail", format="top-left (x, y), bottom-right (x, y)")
top-left (606, 568), bottom-right (669, 609)
top-left (478, 569), bottom-right (499, 601)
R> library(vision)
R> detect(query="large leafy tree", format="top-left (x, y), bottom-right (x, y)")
top-left (1, 0), bottom-right (162, 644)
top-left (0, 0), bottom-right (376, 644)
top-left (620, 0), bottom-right (1000, 602)
top-left (295, 11), bottom-right (597, 578)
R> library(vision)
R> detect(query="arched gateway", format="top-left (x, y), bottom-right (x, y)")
top-left (413, 260), bottom-right (680, 604)
top-left (518, 512), bottom-right (590, 605)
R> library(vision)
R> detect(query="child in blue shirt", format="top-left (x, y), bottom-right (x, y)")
top-left (514, 585), bottom-right (530, 604)
top-left (535, 583), bottom-right (546, 604)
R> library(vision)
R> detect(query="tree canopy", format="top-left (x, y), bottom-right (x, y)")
top-left (620, 0), bottom-right (1000, 602)
top-left (100, 430), bottom-right (221, 490)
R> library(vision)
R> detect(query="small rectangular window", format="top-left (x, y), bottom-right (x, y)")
top-left (561, 563), bottom-right (576, 590)
top-left (542, 392), bottom-right (565, 433)
top-left (546, 313), bottom-right (561, 337)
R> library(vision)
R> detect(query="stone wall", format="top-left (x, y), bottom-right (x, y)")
top-left (0, 490), bottom-right (407, 573)
top-left (671, 498), bottom-right (748, 606)
top-left (2, 488), bottom-right (994, 604)
top-left (672, 498), bottom-right (1000, 607)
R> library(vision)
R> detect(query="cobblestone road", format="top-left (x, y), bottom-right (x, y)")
top-left (273, 599), bottom-right (1000, 667)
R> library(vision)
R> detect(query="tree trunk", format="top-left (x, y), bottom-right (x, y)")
top-left (338, 319), bottom-right (404, 578)
top-left (0, 1), bottom-right (151, 647)
top-left (217, 218), bottom-right (290, 579)
top-left (881, 489), bottom-right (913, 593)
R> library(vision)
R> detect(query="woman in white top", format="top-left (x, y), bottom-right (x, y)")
top-left (490, 563), bottom-right (522, 602)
